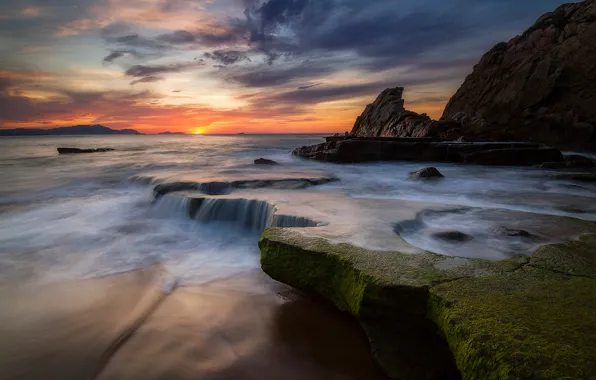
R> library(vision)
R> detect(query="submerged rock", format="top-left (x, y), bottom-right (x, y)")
top-left (57, 147), bottom-right (115, 154)
top-left (254, 158), bottom-right (279, 165)
top-left (431, 230), bottom-right (473, 243)
top-left (410, 167), bottom-right (444, 180)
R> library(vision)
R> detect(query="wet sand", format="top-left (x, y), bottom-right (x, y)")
top-left (0, 267), bottom-right (387, 380)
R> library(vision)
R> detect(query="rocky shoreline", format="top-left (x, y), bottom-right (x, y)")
top-left (259, 227), bottom-right (596, 380)
top-left (292, 137), bottom-right (575, 166)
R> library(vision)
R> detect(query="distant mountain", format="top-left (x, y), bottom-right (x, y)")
top-left (157, 131), bottom-right (186, 135)
top-left (0, 125), bottom-right (142, 136)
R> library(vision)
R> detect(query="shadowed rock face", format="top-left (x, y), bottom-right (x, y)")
top-left (351, 87), bottom-right (461, 139)
top-left (442, 0), bottom-right (596, 146)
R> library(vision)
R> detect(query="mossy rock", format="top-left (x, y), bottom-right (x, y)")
top-left (260, 228), bottom-right (596, 380)
top-left (259, 229), bottom-right (523, 379)
top-left (430, 266), bottom-right (596, 379)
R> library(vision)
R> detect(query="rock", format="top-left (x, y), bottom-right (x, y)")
top-left (57, 147), bottom-right (115, 154)
top-left (293, 139), bottom-right (564, 166)
top-left (254, 158), bottom-right (279, 165)
top-left (431, 230), bottom-right (473, 243)
top-left (540, 162), bottom-right (568, 169)
top-left (553, 173), bottom-right (596, 182)
top-left (410, 167), bottom-right (444, 180)
top-left (350, 87), bottom-right (462, 139)
top-left (565, 154), bottom-right (595, 168)
top-left (442, 0), bottom-right (596, 146)
top-left (492, 226), bottom-right (534, 238)
top-left (260, 228), bottom-right (596, 380)
top-left (464, 148), bottom-right (564, 166)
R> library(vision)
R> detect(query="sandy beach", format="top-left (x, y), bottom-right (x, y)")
top-left (0, 266), bottom-right (387, 380)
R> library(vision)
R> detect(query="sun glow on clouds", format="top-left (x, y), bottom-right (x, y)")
top-left (0, 0), bottom-right (565, 134)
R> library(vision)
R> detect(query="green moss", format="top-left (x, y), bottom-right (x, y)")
top-left (430, 267), bottom-right (596, 379)
top-left (531, 234), bottom-right (596, 278)
top-left (260, 229), bottom-right (596, 380)
top-left (259, 229), bottom-right (511, 379)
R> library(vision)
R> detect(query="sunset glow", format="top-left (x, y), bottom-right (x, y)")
top-left (0, 0), bottom-right (565, 134)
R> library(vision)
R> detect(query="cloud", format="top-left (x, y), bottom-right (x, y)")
top-left (156, 30), bottom-right (196, 44)
top-left (297, 83), bottom-right (321, 90)
top-left (130, 76), bottom-right (164, 85)
top-left (204, 50), bottom-right (250, 66)
top-left (228, 61), bottom-right (334, 87)
top-left (125, 61), bottom-right (204, 77)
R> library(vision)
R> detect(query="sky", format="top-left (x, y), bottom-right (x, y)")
top-left (0, 0), bottom-right (569, 134)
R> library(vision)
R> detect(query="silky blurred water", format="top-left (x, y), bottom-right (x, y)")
top-left (1, 135), bottom-right (595, 284)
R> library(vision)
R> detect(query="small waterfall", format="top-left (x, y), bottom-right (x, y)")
top-left (151, 194), bottom-right (191, 218)
top-left (194, 198), bottom-right (275, 233)
top-left (272, 215), bottom-right (320, 228)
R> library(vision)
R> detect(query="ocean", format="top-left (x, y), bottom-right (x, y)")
top-left (1, 134), bottom-right (596, 285)
top-left (2, 134), bottom-right (596, 379)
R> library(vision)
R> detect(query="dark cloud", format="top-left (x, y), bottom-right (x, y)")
top-left (102, 49), bottom-right (145, 63)
top-left (267, 82), bottom-right (388, 105)
top-left (125, 61), bottom-right (204, 78)
top-left (156, 30), bottom-right (196, 44)
top-left (297, 83), bottom-right (321, 90)
top-left (204, 50), bottom-right (250, 66)
top-left (228, 61), bottom-right (335, 87)
top-left (130, 76), bottom-right (164, 85)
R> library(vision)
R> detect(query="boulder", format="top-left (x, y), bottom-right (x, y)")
top-left (442, 0), bottom-right (596, 146)
top-left (410, 167), bottom-right (444, 180)
top-left (254, 158), bottom-right (279, 165)
top-left (57, 148), bottom-right (115, 154)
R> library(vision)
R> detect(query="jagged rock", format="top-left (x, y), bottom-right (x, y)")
top-left (254, 158), bottom-right (279, 165)
top-left (442, 0), bottom-right (596, 146)
top-left (57, 147), bottom-right (115, 154)
top-left (350, 87), bottom-right (461, 139)
top-left (410, 167), bottom-right (444, 180)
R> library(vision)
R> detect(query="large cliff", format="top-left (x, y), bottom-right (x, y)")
top-left (352, 0), bottom-right (596, 146)
top-left (442, 0), bottom-right (596, 145)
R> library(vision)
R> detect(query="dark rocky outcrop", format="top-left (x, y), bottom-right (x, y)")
top-left (293, 139), bottom-right (564, 166)
top-left (410, 167), bottom-right (444, 180)
top-left (254, 158), bottom-right (279, 165)
top-left (351, 87), bottom-right (461, 139)
top-left (442, 0), bottom-right (596, 146)
top-left (57, 148), bottom-right (115, 154)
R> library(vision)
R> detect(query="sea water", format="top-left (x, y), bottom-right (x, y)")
top-left (1, 134), bottom-right (595, 285)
